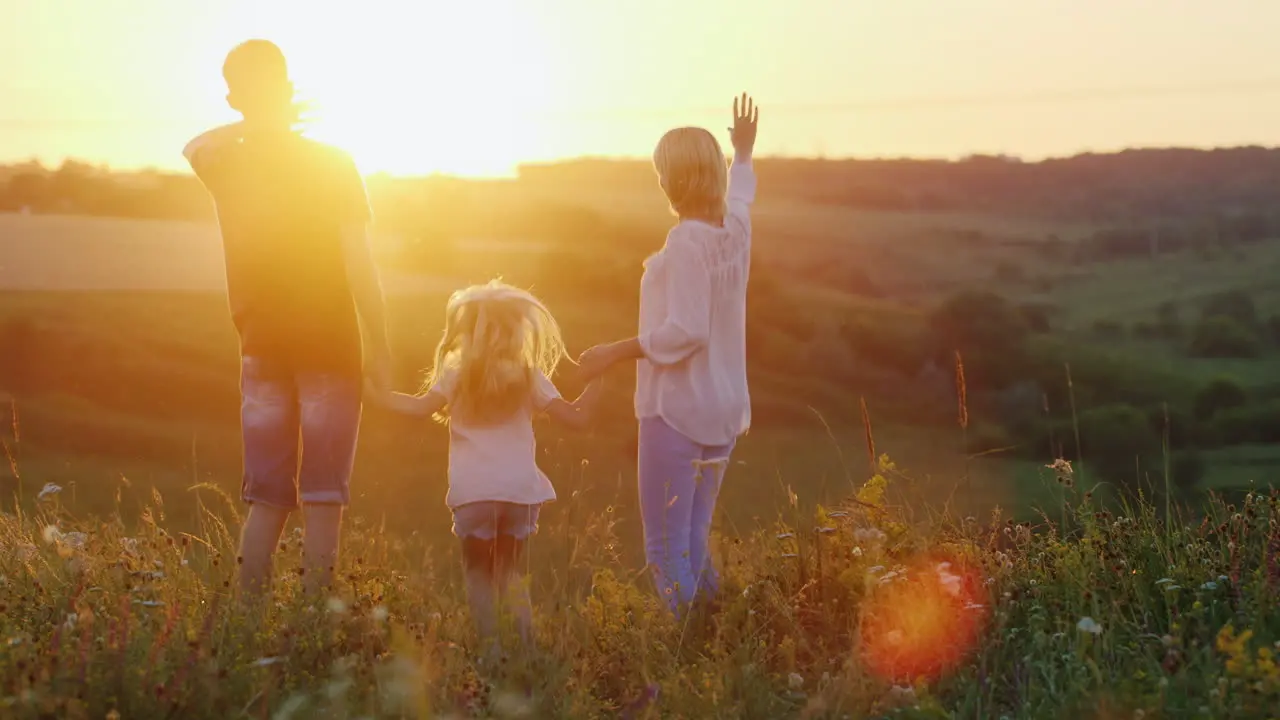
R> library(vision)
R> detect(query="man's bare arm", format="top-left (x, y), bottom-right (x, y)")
top-left (341, 224), bottom-right (392, 388)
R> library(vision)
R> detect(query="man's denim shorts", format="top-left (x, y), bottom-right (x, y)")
top-left (451, 501), bottom-right (541, 540)
top-left (239, 355), bottom-right (362, 510)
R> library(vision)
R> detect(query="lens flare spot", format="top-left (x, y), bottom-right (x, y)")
top-left (861, 554), bottom-right (987, 682)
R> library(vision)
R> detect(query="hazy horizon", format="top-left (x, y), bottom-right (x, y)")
top-left (5, 0), bottom-right (1280, 177)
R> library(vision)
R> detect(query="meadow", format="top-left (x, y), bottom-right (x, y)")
top-left (2, 148), bottom-right (1280, 716)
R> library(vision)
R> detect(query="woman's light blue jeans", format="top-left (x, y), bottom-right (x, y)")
top-left (638, 417), bottom-right (736, 614)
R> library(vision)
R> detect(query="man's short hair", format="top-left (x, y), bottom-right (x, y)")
top-left (222, 39), bottom-right (289, 90)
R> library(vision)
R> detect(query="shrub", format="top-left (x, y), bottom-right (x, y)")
top-left (1211, 400), bottom-right (1280, 444)
top-left (1188, 316), bottom-right (1262, 359)
top-left (1091, 319), bottom-right (1126, 340)
top-left (1076, 403), bottom-right (1162, 485)
top-left (1193, 377), bottom-right (1248, 421)
top-left (1171, 450), bottom-right (1207, 496)
top-left (1200, 290), bottom-right (1258, 327)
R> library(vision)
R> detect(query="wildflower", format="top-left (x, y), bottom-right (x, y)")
top-left (788, 673), bottom-right (804, 690)
top-left (1046, 458), bottom-right (1075, 486)
top-left (327, 597), bottom-right (347, 614)
top-left (63, 613), bottom-right (78, 631)
top-left (492, 692), bottom-right (535, 718)
top-left (372, 606), bottom-right (389, 622)
top-left (37, 483), bottom-right (62, 501)
top-left (42, 525), bottom-right (62, 544)
top-left (62, 532), bottom-right (87, 549)
top-left (851, 546), bottom-right (863, 557)
top-left (936, 562), bottom-right (963, 597)
top-left (1077, 617), bottom-right (1103, 635)
top-left (120, 538), bottom-right (138, 555)
top-left (853, 528), bottom-right (887, 545)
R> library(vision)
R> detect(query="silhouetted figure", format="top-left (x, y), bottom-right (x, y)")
top-left (183, 40), bottom-right (391, 598)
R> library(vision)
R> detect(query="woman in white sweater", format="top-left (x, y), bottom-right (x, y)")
top-left (578, 94), bottom-right (759, 614)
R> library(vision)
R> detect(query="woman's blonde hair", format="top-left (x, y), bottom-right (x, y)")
top-left (426, 280), bottom-right (565, 425)
top-left (653, 127), bottom-right (728, 222)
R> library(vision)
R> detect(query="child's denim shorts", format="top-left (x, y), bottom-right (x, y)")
top-left (451, 501), bottom-right (541, 540)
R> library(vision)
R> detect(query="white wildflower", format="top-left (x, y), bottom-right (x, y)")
top-left (936, 562), bottom-right (963, 597)
top-left (36, 483), bottom-right (62, 501)
top-left (41, 526), bottom-right (62, 544)
top-left (851, 546), bottom-right (863, 557)
top-left (271, 693), bottom-right (308, 720)
top-left (327, 597), bottom-right (347, 614)
top-left (788, 673), bottom-right (804, 690)
top-left (854, 528), bottom-right (887, 545)
top-left (62, 613), bottom-right (78, 631)
top-left (1076, 617), bottom-right (1103, 635)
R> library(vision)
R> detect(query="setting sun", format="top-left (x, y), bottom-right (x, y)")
top-left (217, 0), bottom-right (562, 177)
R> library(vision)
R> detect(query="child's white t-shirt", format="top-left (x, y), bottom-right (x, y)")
top-left (430, 368), bottom-right (561, 509)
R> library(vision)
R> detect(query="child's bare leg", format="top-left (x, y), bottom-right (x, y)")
top-left (494, 534), bottom-right (532, 645)
top-left (461, 537), bottom-right (500, 650)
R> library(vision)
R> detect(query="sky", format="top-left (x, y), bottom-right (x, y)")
top-left (3, 0), bottom-right (1280, 177)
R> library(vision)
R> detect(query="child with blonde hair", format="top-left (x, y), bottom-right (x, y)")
top-left (369, 280), bottom-right (601, 654)
top-left (578, 94), bottom-right (759, 615)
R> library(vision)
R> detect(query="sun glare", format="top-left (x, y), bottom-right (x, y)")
top-left (218, 1), bottom-right (561, 177)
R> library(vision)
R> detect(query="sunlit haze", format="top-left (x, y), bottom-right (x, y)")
top-left (3, 0), bottom-right (1280, 176)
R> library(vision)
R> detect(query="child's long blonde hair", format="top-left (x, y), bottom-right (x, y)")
top-left (427, 280), bottom-right (565, 425)
top-left (653, 127), bottom-right (729, 223)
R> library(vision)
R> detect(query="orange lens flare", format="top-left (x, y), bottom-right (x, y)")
top-left (860, 555), bottom-right (988, 682)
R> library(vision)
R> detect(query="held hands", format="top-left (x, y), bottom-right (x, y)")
top-left (576, 344), bottom-right (616, 383)
top-left (728, 93), bottom-right (760, 158)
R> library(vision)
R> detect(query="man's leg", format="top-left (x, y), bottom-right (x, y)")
top-left (296, 371), bottom-right (362, 593)
top-left (238, 504), bottom-right (290, 598)
top-left (238, 356), bottom-right (301, 598)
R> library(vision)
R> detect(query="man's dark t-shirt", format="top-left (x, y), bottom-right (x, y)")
top-left (189, 132), bottom-right (369, 377)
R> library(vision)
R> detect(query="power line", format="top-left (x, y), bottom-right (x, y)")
top-left (4, 78), bottom-right (1280, 127)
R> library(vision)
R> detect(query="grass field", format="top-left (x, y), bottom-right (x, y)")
top-left (1, 202), bottom-right (1279, 716)
top-left (1, 459), bottom-right (1276, 718)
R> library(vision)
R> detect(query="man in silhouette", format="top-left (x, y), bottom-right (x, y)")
top-left (183, 40), bottom-right (391, 597)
